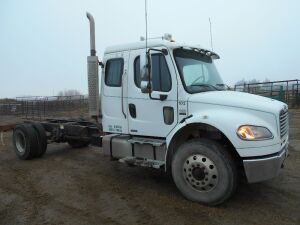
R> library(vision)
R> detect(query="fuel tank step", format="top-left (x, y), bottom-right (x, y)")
top-left (128, 137), bottom-right (166, 146)
top-left (119, 156), bottom-right (165, 169)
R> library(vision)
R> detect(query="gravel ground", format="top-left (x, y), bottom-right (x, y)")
top-left (0, 113), bottom-right (299, 225)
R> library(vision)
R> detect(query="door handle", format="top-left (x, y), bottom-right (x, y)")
top-left (159, 94), bottom-right (168, 101)
top-left (129, 104), bottom-right (136, 118)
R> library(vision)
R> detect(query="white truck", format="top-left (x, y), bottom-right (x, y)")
top-left (12, 13), bottom-right (289, 205)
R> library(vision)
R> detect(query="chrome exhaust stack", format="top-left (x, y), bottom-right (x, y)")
top-left (86, 12), bottom-right (100, 119)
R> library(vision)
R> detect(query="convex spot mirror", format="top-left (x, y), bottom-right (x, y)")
top-left (140, 52), bottom-right (152, 93)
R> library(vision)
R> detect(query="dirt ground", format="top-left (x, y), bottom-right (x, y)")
top-left (0, 113), bottom-right (299, 225)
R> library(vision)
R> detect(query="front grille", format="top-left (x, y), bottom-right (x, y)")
top-left (279, 108), bottom-right (288, 138)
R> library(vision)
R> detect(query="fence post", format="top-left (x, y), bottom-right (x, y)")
top-left (296, 80), bottom-right (300, 107)
top-left (25, 101), bottom-right (29, 119)
top-left (285, 81), bottom-right (287, 104)
top-left (270, 83), bottom-right (273, 98)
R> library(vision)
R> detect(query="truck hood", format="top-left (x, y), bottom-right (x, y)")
top-left (188, 91), bottom-right (286, 114)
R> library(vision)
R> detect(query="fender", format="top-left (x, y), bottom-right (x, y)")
top-left (166, 107), bottom-right (279, 158)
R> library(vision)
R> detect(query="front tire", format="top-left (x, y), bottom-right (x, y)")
top-left (172, 139), bottom-right (237, 206)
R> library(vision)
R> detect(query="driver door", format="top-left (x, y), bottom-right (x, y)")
top-left (127, 48), bottom-right (178, 137)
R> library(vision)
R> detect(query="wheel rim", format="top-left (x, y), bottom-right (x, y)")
top-left (15, 131), bottom-right (26, 154)
top-left (183, 154), bottom-right (219, 192)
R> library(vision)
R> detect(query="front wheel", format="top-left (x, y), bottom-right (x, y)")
top-left (172, 139), bottom-right (237, 206)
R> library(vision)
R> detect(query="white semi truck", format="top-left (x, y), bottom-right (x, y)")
top-left (12, 13), bottom-right (289, 205)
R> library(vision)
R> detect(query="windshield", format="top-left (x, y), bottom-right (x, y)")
top-left (173, 48), bottom-right (224, 93)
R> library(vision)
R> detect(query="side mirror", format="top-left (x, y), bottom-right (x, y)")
top-left (140, 52), bottom-right (151, 93)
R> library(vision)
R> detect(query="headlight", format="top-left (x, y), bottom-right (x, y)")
top-left (237, 125), bottom-right (273, 140)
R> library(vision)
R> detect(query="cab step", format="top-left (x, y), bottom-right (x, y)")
top-left (119, 156), bottom-right (165, 169)
top-left (128, 137), bottom-right (166, 147)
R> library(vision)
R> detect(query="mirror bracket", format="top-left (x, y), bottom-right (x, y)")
top-left (147, 48), bottom-right (168, 55)
top-left (148, 92), bottom-right (168, 101)
top-left (159, 94), bottom-right (168, 101)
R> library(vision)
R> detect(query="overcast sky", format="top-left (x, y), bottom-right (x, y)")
top-left (0, 0), bottom-right (299, 98)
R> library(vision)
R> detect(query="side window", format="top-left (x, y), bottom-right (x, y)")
top-left (105, 58), bottom-right (124, 87)
top-left (134, 54), bottom-right (172, 92)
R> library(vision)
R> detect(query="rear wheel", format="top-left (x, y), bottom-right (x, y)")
top-left (172, 138), bottom-right (237, 206)
top-left (67, 139), bottom-right (90, 148)
top-left (13, 124), bottom-right (39, 160)
top-left (32, 123), bottom-right (47, 157)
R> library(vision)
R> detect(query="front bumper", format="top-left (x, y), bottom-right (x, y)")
top-left (243, 144), bottom-right (288, 183)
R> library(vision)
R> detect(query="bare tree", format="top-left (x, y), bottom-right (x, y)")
top-left (235, 79), bottom-right (247, 86)
top-left (248, 79), bottom-right (260, 84)
top-left (57, 89), bottom-right (82, 96)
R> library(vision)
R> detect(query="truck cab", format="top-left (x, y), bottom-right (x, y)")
top-left (100, 38), bottom-right (289, 205)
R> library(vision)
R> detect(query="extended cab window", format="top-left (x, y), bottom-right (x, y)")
top-left (134, 54), bottom-right (172, 92)
top-left (105, 58), bottom-right (124, 87)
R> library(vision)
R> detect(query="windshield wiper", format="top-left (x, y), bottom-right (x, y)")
top-left (190, 84), bottom-right (219, 91)
top-left (215, 83), bottom-right (231, 90)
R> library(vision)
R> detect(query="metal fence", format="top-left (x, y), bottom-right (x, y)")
top-left (234, 79), bottom-right (300, 108)
top-left (1, 79), bottom-right (299, 118)
top-left (0, 95), bottom-right (88, 119)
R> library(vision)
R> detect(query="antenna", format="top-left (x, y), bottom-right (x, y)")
top-left (209, 17), bottom-right (214, 51)
top-left (145, 0), bottom-right (148, 52)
